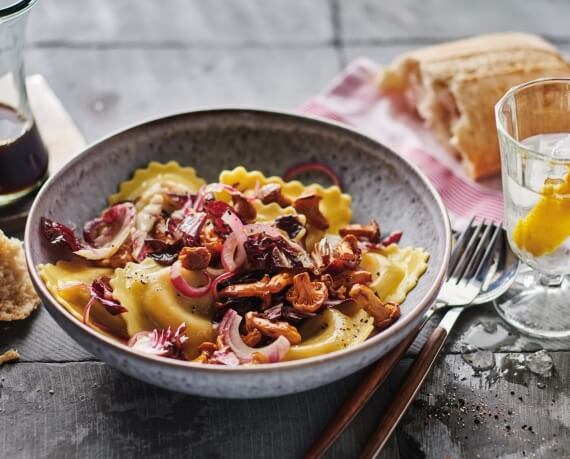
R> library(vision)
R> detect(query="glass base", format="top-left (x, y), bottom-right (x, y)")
top-left (493, 265), bottom-right (570, 339)
top-left (0, 170), bottom-right (47, 208)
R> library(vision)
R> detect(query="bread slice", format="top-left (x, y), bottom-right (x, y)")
top-left (0, 230), bottom-right (40, 321)
top-left (377, 32), bottom-right (570, 179)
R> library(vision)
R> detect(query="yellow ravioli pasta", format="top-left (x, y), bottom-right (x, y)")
top-left (360, 244), bottom-right (430, 304)
top-left (285, 308), bottom-right (374, 361)
top-left (39, 261), bottom-right (127, 339)
top-left (111, 258), bottom-right (216, 359)
top-left (108, 161), bottom-right (206, 207)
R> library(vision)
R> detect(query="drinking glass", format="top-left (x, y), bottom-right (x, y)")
top-left (495, 78), bottom-right (570, 339)
top-left (0, 0), bottom-right (48, 208)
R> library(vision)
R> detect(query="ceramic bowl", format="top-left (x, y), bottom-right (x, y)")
top-left (25, 109), bottom-right (451, 398)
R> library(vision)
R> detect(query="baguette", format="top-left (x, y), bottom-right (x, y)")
top-left (377, 32), bottom-right (570, 179)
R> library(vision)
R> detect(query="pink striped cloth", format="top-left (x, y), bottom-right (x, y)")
top-left (298, 58), bottom-right (505, 229)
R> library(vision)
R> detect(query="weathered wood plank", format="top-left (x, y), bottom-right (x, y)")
top-left (25, 47), bottom-right (340, 142)
top-left (0, 361), bottom-right (400, 459)
top-left (1, 351), bottom-right (566, 458)
top-left (27, 0), bottom-right (333, 46)
top-left (400, 352), bottom-right (569, 459)
top-left (338, 0), bottom-right (570, 43)
top-left (0, 307), bottom-right (93, 362)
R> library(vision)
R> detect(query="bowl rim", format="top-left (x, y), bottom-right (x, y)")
top-left (25, 108), bottom-right (451, 374)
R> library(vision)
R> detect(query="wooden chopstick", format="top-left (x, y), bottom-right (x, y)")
top-left (304, 323), bottom-right (423, 459)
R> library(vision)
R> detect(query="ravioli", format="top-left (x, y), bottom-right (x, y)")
top-left (219, 166), bottom-right (352, 233)
top-left (111, 258), bottom-right (216, 359)
top-left (286, 307), bottom-right (374, 361)
top-left (360, 244), bottom-right (430, 304)
top-left (252, 200), bottom-right (298, 224)
top-left (39, 261), bottom-right (127, 339)
top-left (108, 161), bottom-right (206, 207)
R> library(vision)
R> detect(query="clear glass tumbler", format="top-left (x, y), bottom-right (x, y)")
top-left (0, 0), bottom-right (48, 208)
top-left (495, 78), bottom-right (570, 339)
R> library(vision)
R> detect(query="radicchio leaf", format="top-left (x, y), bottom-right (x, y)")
top-left (41, 217), bottom-right (83, 251)
top-left (177, 211), bottom-right (207, 246)
top-left (360, 230), bottom-right (404, 251)
top-left (275, 215), bottom-right (304, 239)
top-left (83, 276), bottom-right (127, 324)
top-left (203, 199), bottom-right (233, 235)
top-left (140, 239), bottom-right (182, 266)
top-left (263, 303), bottom-right (316, 323)
top-left (90, 277), bottom-right (126, 315)
top-left (244, 233), bottom-right (315, 273)
top-left (128, 323), bottom-right (188, 360)
top-left (82, 202), bottom-right (136, 248)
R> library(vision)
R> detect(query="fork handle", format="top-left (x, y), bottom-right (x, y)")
top-left (358, 326), bottom-right (449, 459)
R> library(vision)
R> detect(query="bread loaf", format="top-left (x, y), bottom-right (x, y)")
top-left (377, 32), bottom-right (570, 179)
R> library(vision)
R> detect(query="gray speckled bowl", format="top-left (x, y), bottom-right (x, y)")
top-left (25, 109), bottom-right (451, 399)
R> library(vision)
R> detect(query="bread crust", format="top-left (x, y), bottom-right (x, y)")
top-left (377, 33), bottom-right (570, 179)
top-left (0, 230), bottom-right (40, 321)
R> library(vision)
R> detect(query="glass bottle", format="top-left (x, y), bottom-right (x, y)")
top-left (0, 0), bottom-right (48, 208)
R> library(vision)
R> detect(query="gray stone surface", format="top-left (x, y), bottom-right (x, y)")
top-left (26, 48), bottom-right (340, 141)
top-left (28, 0), bottom-right (333, 45)
top-left (338, 0), bottom-right (570, 43)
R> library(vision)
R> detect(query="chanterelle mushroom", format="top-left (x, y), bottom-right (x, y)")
top-left (349, 284), bottom-right (400, 330)
top-left (245, 311), bottom-right (302, 344)
top-left (333, 234), bottom-right (361, 269)
top-left (339, 219), bottom-right (380, 243)
top-left (258, 183), bottom-right (292, 207)
top-left (286, 272), bottom-right (328, 313)
top-left (179, 246), bottom-right (211, 270)
top-left (332, 270), bottom-right (373, 289)
top-left (232, 193), bottom-right (257, 222)
top-left (200, 223), bottom-right (223, 256)
top-left (293, 194), bottom-right (329, 231)
top-left (219, 273), bottom-right (293, 308)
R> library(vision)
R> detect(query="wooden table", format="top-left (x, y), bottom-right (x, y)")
top-left (2, 1), bottom-right (570, 457)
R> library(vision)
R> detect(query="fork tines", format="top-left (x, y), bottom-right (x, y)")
top-left (448, 219), bottom-right (503, 285)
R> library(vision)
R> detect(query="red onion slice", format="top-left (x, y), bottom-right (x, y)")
top-left (206, 266), bottom-right (225, 278)
top-left (211, 270), bottom-right (237, 300)
top-left (221, 210), bottom-right (245, 240)
top-left (221, 233), bottom-right (246, 272)
top-left (221, 210), bottom-right (247, 268)
top-left (222, 309), bottom-right (290, 363)
top-left (282, 162), bottom-right (342, 188)
top-left (169, 261), bottom-right (212, 298)
top-left (74, 202), bottom-right (136, 260)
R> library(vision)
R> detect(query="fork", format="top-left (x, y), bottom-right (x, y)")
top-left (357, 220), bottom-right (503, 458)
top-left (305, 219), bottom-right (503, 459)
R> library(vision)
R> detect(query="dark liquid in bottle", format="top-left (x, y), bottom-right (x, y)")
top-left (0, 103), bottom-right (49, 195)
